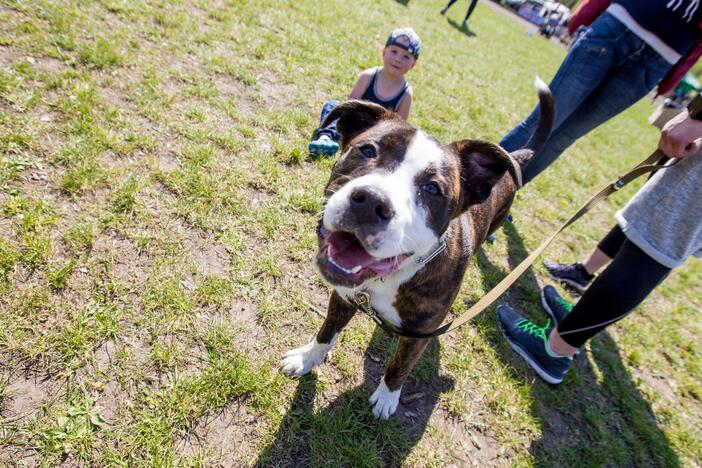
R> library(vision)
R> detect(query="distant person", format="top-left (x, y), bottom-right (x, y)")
top-left (500, 0), bottom-right (702, 184)
top-left (440, 0), bottom-right (480, 29)
top-left (308, 28), bottom-right (420, 157)
top-left (499, 108), bottom-right (702, 384)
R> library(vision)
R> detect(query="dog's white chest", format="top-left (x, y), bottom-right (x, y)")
top-left (336, 263), bottom-right (423, 328)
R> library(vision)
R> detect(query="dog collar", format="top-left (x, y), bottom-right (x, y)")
top-left (348, 228), bottom-right (451, 339)
top-left (414, 228), bottom-right (449, 267)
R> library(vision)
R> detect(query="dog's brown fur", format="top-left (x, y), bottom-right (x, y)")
top-left (283, 81), bottom-right (555, 417)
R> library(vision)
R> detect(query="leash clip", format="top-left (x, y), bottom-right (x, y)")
top-left (612, 179), bottom-right (626, 191)
top-left (354, 291), bottom-right (382, 325)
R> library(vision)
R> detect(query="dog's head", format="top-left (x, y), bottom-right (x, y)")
top-left (316, 100), bottom-right (518, 288)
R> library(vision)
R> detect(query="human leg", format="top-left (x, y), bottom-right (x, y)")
top-left (463, 0), bottom-right (479, 24)
top-left (314, 99), bottom-right (341, 140)
top-left (555, 239), bottom-right (671, 348)
top-left (584, 223), bottom-right (627, 271)
top-left (521, 39), bottom-right (671, 183)
top-left (544, 224), bottom-right (624, 291)
top-left (500, 238), bottom-right (671, 383)
top-left (440, 0), bottom-right (458, 15)
top-left (500, 13), bottom-right (626, 153)
top-left (310, 99), bottom-right (341, 156)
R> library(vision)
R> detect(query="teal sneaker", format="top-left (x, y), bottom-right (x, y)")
top-left (541, 285), bottom-right (573, 325)
top-left (497, 304), bottom-right (572, 384)
top-left (308, 134), bottom-right (339, 157)
top-left (540, 285), bottom-right (582, 355)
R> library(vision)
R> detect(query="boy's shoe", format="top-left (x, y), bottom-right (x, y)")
top-left (308, 134), bottom-right (339, 157)
top-left (497, 304), bottom-right (572, 384)
top-left (540, 285), bottom-right (573, 326)
top-left (543, 260), bottom-right (594, 293)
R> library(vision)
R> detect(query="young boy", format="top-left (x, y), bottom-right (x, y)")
top-left (308, 27), bottom-right (420, 156)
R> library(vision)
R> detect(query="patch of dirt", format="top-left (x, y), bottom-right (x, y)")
top-left (635, 368), bottom-right (677, 402)
top-left (245, 187), bottom-right (276, 207)
top-left (214, 75), bottom-right (258, 113)
top-left (176, 405), bottom-right (260, 465)
top-left (94, 234), bottom-right (151, 286)
top-left (430, 410), bottom-right (504, 466)
top-left (75, 340), bottom-right (126, 423)
top-left (185, 238), bottom-right (229, 277)
top-left (0, 217), bottom-right (14, 239)
top-left (1, 372), bottom-right (62, 421)
top-left (226, 301), bottom-right (267, 351)
top-left (259, 72), bottom-right (297, 109)
top-left (156, 150), bottom-right (180, 172)
top-left (31, 55), bottom-right (66, 75)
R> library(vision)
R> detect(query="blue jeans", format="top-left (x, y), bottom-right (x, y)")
top-left (314, 99), bottom-right (341, 141)
top-left (500, 13), bottom-right (672, 184)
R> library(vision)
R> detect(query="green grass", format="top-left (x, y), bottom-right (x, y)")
top-left (0, 0), bottom-right (700, 465)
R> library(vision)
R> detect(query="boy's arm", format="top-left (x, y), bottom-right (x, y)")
top-left (396, 87), bottom-right (413, 120)
top-left (348, 68), bottom-right (375, 100)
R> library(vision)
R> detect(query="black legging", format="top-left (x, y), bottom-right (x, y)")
top-left (557, 225), bottom-right (672, 348)
top-left (444, 0), bottom-right (479, 22)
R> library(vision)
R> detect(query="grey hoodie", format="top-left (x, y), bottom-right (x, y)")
top-left (615, 151), bottom-right (702, 268)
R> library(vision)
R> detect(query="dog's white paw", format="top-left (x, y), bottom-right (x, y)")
top-left (369, 377), bottom-right (401, 419)
top-left (280, 340), bottom-right (331, 376)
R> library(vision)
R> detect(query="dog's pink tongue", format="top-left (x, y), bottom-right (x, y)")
top-left (328, 231), bottom-right (374, 268)
top-left (327, 231), bottom-right (406, 277)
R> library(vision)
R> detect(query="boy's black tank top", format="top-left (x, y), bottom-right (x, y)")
top-left (361, 67), bottom-right (408, 111)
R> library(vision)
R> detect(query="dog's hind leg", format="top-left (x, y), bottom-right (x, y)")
top-left (281, 291), bottom-right (356, 376)
top-left (370, 337), bottom-right (430, 419)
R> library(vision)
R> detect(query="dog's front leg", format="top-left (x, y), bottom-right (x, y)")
top-left (281, 291), bottom-right (356, 376)
top-left (370, 337), bottom-right (430, 419)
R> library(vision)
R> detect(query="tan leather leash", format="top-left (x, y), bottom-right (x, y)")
top-left (355, 95), bottom-right (702, 339)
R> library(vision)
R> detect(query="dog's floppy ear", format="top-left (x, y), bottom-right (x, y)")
top-left (451, 139), bottom-right (514, 209)
top-left (321, 100), bottom-right (394, 148)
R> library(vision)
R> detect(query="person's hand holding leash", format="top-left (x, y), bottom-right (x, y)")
top-left (659, 108), bottom-right (702, 158)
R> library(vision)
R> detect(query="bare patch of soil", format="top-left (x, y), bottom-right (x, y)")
top-left (94, 234), bottom-right (151, 286)
top-left (185, 238), bottom-right (229, 277)
top-left (430, 409), bottom-right (504, 466)
top-left (214, 75), bottom-right (259, 113)
top-left (635, 368), bottom-right (677, 402)
top-left (259, 72), bottom-right (297, 109)
top-left (176, 404), bottom-right (260, 465)
top-left (1, 372), bottom-right (62, 421)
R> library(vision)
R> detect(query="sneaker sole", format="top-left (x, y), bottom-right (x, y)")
top-left (308, 147), bottom-right (337, 157)
top-left (546, 273), bottom-right (588, 293)
top-left (498, 320), bottom-right (564, 385)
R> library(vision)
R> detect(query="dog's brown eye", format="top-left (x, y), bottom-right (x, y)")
top-left (359, 144), bottom-right (376, 158)
top-left (422, 182), bottom-right (441, 196)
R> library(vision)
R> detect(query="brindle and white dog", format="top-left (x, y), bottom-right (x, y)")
top-left (282, 79), bottom-right (555, 418)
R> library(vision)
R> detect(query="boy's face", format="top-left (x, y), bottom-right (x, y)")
top-left (382, 36), bottom-right (417, 76)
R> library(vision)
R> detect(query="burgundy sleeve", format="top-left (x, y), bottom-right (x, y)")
top-left (567, 0), bottom-right (612, 35)
top-left (657, 39), bottom-right (702, 96)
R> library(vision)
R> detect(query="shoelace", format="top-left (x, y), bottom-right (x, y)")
top-left (517, 318), bottom-right (552, 340)
top-left (555, 297), bottom-right (573, 313)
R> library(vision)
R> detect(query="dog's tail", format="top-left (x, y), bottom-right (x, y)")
top-left (509, 77), bottom-right (555, 169)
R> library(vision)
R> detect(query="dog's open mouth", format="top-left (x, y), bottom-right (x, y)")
top-left (317, 225), bottom-right (410, 285)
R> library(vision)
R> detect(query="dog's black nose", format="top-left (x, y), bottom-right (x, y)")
top-left (350, 187), bottom-right (395, 224)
